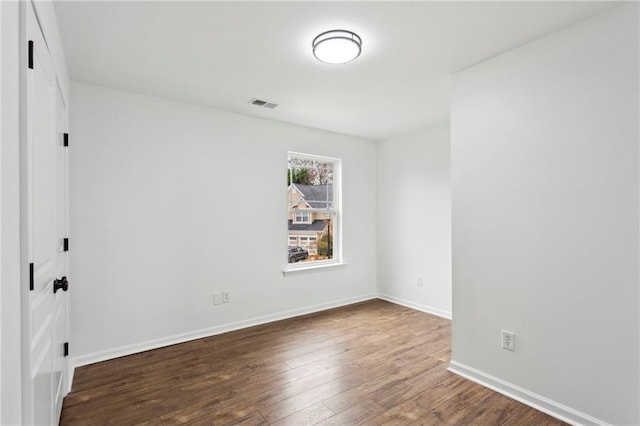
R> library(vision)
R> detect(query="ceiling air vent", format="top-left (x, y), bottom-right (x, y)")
top-left (250, 98), bottom-right (279, 109)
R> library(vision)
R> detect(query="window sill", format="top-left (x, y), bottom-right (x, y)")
top-left (282, 262), bottom-right (347, 276)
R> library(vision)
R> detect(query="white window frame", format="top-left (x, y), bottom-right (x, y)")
top-left (285, 152), bottom-right (342, 272)
top-left (293, 210), bottom-right (311, 224)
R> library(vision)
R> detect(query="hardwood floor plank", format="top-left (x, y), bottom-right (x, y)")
top-left (364, 398), bottom-right (429, 425)
top-left (60, 300), bottom-right (567, 426)
top-left (222, 412), bottom-right (269, 426)
top-left (315, 400), bottom-right (385, 425)
top-left (268, 402), bottom-right (335, 426)
top-left (257, 365), bottom-right (376, 423)
top-left (409, 379), bottom-right (495, 425)
top-left (160, 362), bottom-right (363, 425)
top-left (410, 374), bottom-right (469, 411)
top-left (370, 360), bottom-right (452, 410)
top-left (321, 356), bottom-right (442, 413)
top-left (452, 393), bottom-right (530, 425)
top-left (510, 408), bottom-right (569, 426)
top-left (259, 345), bottom-right (441, 423)
top-left (170, 416), bottom-right (214, 426)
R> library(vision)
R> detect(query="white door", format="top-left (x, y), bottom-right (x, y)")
top-left (52, 67), bottom-right (70, 422)
top-left (25, 2), bottom-right (70, 424)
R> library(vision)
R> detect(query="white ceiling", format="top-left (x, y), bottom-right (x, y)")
top-left (54, 1), bottom-right (619, 140)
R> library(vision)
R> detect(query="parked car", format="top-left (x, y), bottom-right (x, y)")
top-left (288, 246), bottom-right (309, 263)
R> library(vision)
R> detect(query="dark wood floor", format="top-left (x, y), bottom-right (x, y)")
top-left (61, 299), bottom-right (565, 425)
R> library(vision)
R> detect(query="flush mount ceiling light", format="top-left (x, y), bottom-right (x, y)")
top-left (312, 30), bottom-right (362, 64)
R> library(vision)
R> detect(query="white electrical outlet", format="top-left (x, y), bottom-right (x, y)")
top-left (502, 330), bottom-right (515, 352)
top-left (213, 292), bottom-right (222, 305)
top-left (417, 276), bottom-right (424, 287)
top-left (222, 291), bottom-right (230, 303)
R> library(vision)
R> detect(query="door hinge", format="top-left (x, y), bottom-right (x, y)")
top-left (63, 133), bottom-right (69, 147)
top-left (63, 238), bottom-right (69, 252)
top-left (63, 342), bottom-right (69, 357)
top-left (28, 40), bottom-right (34, 69)
top-left (29, 262), bottom-right (34, 291)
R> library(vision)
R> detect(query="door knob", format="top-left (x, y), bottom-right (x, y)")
top-left (53, 276), bottom-right (68, 294)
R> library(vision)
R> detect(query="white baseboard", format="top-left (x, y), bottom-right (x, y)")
top-left (70, 293), bottom-right (377, 369)
top-left (447, 360), bottom-right (610, 426)
top-left (377, 293), bottom-right (452, 320)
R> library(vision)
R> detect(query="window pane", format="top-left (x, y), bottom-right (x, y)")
top-left (287, 153), bottom-right (339, 265)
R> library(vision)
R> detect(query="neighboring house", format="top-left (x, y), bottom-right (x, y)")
top-left (287, 184), bottom-right (333, 255)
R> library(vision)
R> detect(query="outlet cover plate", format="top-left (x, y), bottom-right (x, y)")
top-left (502, 330), bottom-right (515, 352)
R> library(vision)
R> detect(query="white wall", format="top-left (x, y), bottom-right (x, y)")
top-left (69, 82), bottom-right (377, 364)
top-left (377, 124), bottom-right (451, 318)
top-left (450, 5), bottom-right (639, 425)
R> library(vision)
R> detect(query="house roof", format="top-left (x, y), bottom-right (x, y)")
top-left (288, 220), bottom-right (327, 232)
top-left (293, 184), bottom-right (333, 209)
